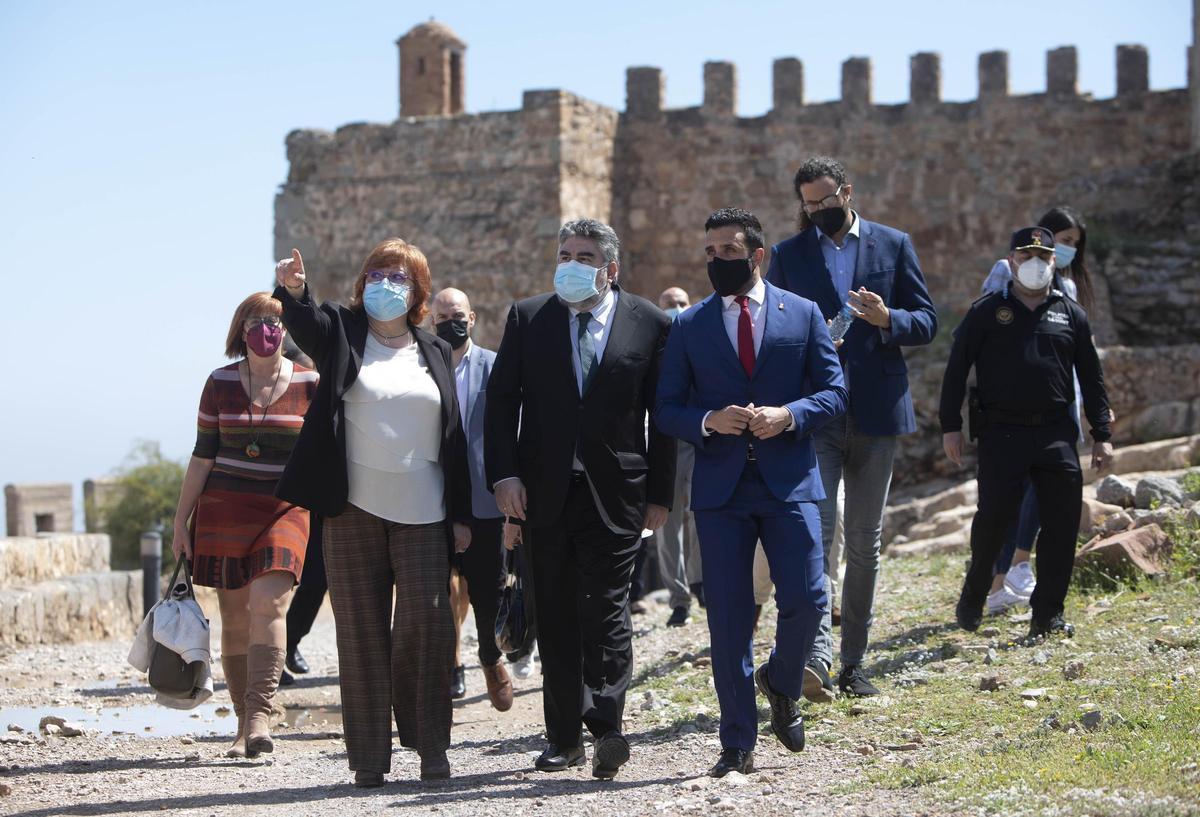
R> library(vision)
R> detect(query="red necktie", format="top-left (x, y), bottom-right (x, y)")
top-left (735, 295), bottom-right (755, 377)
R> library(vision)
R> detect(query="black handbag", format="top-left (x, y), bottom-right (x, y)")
top-left (148, 559), bottom-right (200, 695)
top-left (494, 546), bottom-right (533, 656)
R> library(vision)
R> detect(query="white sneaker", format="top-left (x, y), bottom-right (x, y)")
top-left (1004, 561), bottom-right (1036, 598)
top-left (987, 586), bottom-right (1030, 616)
top-left (512, 653), bottom-right (535, 680)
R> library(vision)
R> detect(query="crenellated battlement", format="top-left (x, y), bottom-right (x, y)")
top-left (624, 45), bottom-right (1180, 120)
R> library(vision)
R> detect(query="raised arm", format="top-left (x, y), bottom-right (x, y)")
top-left (273, 249), bottom-right (333, 363)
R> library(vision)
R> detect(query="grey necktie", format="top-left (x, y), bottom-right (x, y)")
top-left (577, 311), bottom-right (596, 393)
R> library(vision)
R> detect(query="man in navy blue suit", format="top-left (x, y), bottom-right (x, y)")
top-left (767, 157), bottom-right (937, 699)
top-left (657, 208), bottom-right (847, 778)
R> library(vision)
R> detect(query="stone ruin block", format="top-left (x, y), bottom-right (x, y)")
top-left (703, 61), bottom-right (736, 116)
top-left (626, 67), bottom-right (663, 119)
top-left (1047, 46), bottom-right (1078, 96)
top-left (910, 52), bottom-right (941, 105)
top-left (772, 58), bottom-right (804, 111)
top-left (1116, 44), bottom-right (1149, 95)
top-left (842, 57), bottom-right (872, 109)
top-left (978, 50), bottom-right (1009, 99)
top-left (4, 483), bottom-right (73, 537)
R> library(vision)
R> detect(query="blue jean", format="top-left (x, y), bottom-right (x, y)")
top-left (810, 414), bottom-right (897, 670)
top-left (694, 462), bottom-right (826, 751)
top-left (993, 479), bottom-right (1039, 575)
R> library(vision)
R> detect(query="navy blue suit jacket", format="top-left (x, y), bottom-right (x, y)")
top-left (766, 219), bottom-right (937, 436)
top-left (655, 280), bottom-right (847, 511)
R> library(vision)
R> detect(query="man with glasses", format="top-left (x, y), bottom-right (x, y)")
top-left (766, 156), bottom-right (938, 699)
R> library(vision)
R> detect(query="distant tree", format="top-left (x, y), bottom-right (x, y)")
top-left (102, 441), bottom-right (184, 569)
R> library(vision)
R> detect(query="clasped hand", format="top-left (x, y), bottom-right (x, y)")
top-left (705, 403), bottom-right (792, 440)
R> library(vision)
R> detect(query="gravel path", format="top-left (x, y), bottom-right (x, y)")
top-left (0, 593), bottom-right (939, 817)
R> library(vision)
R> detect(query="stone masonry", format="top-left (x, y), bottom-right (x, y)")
top-left (5, 483), bottom-right (73, 537)
top-left (277, 20), bottom-right (1200, 482)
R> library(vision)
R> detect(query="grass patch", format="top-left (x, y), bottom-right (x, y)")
top-left (629, 544), bottom-right (1200, 816)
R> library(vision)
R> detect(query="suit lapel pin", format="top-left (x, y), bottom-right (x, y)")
top-left (777, 302), bottom-right (784, 310)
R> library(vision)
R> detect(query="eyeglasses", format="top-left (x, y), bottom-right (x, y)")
top-left (365, 269), bottom-right (410, 286)
top-left (243, 316), bottom-right (282, 329)
top-left (801, 184), bottom-right (845, 212)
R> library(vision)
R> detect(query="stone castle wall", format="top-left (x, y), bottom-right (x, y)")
top-left (279, 47), bottom-right (1193, 350)
top-left (276, 42), bottom-right (1200, 483)
top-left (276, 91), bottom-right (616, 344)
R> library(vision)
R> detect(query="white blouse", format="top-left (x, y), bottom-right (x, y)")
top-left (343, 335), bottom-right (445, 524)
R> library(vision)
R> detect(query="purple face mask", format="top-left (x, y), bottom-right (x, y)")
top-left (246, 323), bottom-right (283, 357)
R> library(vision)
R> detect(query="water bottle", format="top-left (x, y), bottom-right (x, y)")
top-left (829, 303), bottom-right (854, 341)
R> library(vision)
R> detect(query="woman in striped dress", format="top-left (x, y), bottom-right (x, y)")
top-left (172, 292), bottom-right (318, 759)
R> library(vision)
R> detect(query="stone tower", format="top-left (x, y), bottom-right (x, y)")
top-left (397, 20), bottom-right (466, 118)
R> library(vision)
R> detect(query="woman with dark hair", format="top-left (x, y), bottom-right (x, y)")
top-left (273, 239), bottom-right (472, 787)
top-left (172, 292), bottom-right (318, 759)
top-left (978, 205), bottom-right (1097, 614)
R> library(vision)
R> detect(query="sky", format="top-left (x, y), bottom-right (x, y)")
top-left (0, 0), bottom-right (1193, 534)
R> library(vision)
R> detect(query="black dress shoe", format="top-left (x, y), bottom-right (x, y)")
top-left (754, 664), bottom-right (805, 752)
top-left (286, 645), bottom-right (310, 675)
top-left (592, 731), bottom-right (630, 779)
top-left (450, 665), bottom-right (466, 699)
top-left (709, 747), bottom-right (754, 778)
top-left (956, 585), bottom-right (984, 633)
top-left (534, 744), bottom-right (585, 771)
top-left (1027, 613), bottom-right (1075, 642)
top-left (802, 660), bottom-right (835, 703)
top-left (354, 770), bottom-right (384, 788)
top-left (838, 665), bottom-right (881, 697)
top-left (279, 668), bottom-right (295, 687)
top-left (666, 606), bottom-right (692, 628)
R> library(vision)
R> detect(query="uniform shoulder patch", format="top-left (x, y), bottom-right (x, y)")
top-left (995, 305), bottom-right (1014, 325)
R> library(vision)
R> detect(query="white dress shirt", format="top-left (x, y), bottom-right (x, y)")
top-left (454, 341), bottom-right (473, 428)
top-left (567, 287), bottom-right (617, 395)
top-left (701, 276), bottom-right (795, 436)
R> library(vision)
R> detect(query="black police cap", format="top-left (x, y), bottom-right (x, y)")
top-left (1010, 226), bottom-right (1056, 251)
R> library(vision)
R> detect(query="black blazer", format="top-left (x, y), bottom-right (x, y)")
top-left (484, 286), bottom-right (676, 533)
top-left (272, 285), bottom-right (471, 547)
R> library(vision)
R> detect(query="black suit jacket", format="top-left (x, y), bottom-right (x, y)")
top-left (271, 285), bottom-right (471, 549)
top-left (485, 286), bottom-right (676, 533)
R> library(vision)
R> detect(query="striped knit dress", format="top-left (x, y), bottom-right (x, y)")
top-left (191, 361), bottom-right (318, 589)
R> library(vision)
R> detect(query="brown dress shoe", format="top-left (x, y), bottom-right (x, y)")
top-left (483, 661), bottom-right (514, 712)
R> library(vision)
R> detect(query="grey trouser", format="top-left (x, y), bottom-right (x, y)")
top-left (655, 440), bottom-right (701, 609)
top-left (810, 415), bottom-right (897, 669)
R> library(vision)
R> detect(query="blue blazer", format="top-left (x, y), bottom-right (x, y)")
top-left (462, 345), bottom-right (503, 520)
top-left (766, 219), bottom-right (937, 436)
top-left (655, 281), bottom-right (847, 511)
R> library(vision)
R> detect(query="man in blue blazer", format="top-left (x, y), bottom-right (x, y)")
top-left (766, 156), bottom-right (937, 699)
top-left (657, 208), bottom-right (847, 778)
top-left (431, 288), bottom-right (514, 713)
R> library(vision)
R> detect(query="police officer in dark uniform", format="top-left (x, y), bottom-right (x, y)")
top-left (940, 226), bottom-right (1114, 640)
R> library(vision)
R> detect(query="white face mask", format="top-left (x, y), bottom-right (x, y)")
top-left (1015, 256), bottom-right (1053, 291)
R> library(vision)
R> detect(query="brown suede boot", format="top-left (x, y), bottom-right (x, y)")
top-left (221, 654), bottom-right (248, 758)
top-left (482, 661), bottom-right (514, 712)
top-left (245, 644), bottom-right (286, 757)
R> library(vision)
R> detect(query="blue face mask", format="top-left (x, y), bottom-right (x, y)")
top-left (554, 260), bottom-right (605, 304)
top-left (363, 279), bottom-right (411, 321)
top-left (1054, 244), bottom-right (1077, 268)
top-left (663, 306), bottom-right (684, 319)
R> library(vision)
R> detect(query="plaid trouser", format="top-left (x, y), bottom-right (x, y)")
top-left (324, 505), bottom-right (453, 772)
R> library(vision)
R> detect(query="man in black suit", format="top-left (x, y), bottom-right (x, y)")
top-left (485, 218), bottom-right (675, 779)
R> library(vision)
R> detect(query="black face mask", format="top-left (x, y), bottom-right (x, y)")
top-left (435, 318), bottom-right (470, 349)
top-left (809, 205), bottom-right (848, 236)
top-left (707, 256), bottom-right (755, 297)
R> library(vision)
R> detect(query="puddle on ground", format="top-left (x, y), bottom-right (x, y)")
top-left (0, 701), bottom-right (344, 739)
top-left (0, 703), bottom-right (230, 738)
